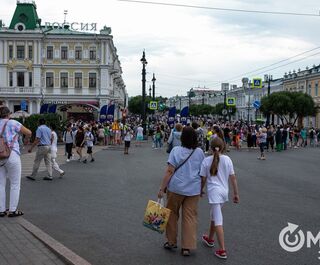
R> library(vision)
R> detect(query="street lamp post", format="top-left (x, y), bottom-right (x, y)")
top-left (202, 92), bottom-right (205, 105)
top-left (242, 78), bottom-right (250, 126)
top-left (221, 83), bottom-right (229, 122)
top-left (141, 51), bottom-right (147, 136)
top-left (152, 73), bottom-right (156, 101)
top-left (266, 75), bottom-right (272, 127)
top-left (149, 85), bottom-right (152, 98)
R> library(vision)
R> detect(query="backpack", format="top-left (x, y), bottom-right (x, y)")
top-left (0, 121), bottom-right (12, 163)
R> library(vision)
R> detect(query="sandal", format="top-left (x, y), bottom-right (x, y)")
top-left (163, 242), bottom-right (177, 250)
top-left (8, 210), bottom-right (24, 217)
top-left (0, 212), bottom-right (6, 217)
top-left (181, 248), bottom-right (190, 256)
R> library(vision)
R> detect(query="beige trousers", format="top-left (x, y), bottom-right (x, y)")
top-left (31, 146), bottom-right (52, 177)
top-left (166, 191), bottom-right (200, 249)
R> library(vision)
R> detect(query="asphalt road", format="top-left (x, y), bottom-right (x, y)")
top-left (18, 144), bottom-right (320, 265)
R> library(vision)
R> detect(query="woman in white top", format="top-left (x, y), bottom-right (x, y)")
top-left (50, 124), bottom-right (64, 177)
top-left (200, 137), bottom-right (239, 260)
top-left (0, 106), bottom-right (32, 217)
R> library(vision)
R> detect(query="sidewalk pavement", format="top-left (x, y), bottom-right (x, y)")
top-left (0, 141), bottom-right (151, 265)
top-left (0, 217), bottom-right (91, 265)
top-left (0, 144), bottom-right (104, 265)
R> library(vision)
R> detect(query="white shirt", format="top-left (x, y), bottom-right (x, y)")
top-left (137, 126), bottom-right (143, 136)
top-left (51, 131), bottom-right (58, 152)
top-left (124, 132), bottom-right (133, 141)
top-left (200, 155), bottom-right (235, 204)
top-left (85, 131), bottom-right (94, 147)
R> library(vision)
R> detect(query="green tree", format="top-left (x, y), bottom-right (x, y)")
top-left (128, 95), bottom-right (168, 115)
top-left (15, 113), bottom-right (63, 142)
top-left (290, 92), bottom-right (315, 126)
top-left (214, 103), bottom-right (224, 115)
top-left (260, 91), bottom-right (315, 126)
top-left (189, 104), bottom-right (214, 116)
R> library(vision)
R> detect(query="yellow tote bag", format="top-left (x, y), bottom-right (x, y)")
top-left (143, 199), bottom-right (171, 234)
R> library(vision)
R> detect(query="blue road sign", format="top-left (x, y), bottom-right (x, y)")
top-left (20, 100), bottom-right (27, 111)
top-left (253, 100), bottom-right (261, 109)
top-left (252, 78), bottom-right (262, 88)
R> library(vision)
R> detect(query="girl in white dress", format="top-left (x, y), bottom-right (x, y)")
top-left (200, 137), bottom-right (239, 260)
top-left (50, 124), bottom-right (64, 177)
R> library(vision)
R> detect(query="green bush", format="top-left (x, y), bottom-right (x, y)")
top-left (14, 113), bottom-right (65, 142)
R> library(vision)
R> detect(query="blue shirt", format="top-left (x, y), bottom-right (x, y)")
top-left (167, 146), bottom-right (205, 196)
top-left (36, 125), bottom-right (52, 145)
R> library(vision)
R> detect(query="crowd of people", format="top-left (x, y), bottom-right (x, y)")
top-left (1, 106), bottom-right (319, 260)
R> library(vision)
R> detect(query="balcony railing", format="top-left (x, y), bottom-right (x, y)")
top-left (0, 87), bottom-right (41, 94)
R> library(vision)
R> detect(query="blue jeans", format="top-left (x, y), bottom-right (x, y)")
top-left (155, 138), bottom-right (162, 148)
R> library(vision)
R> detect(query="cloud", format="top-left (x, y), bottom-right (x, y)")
top-left (1, 0), bottom-right (320, 97)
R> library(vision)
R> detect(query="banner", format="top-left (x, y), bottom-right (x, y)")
top-left (167, 107), bottom-right (176, 128)
top-left (180, 106), bottom-right (189, 125)
top-left (48, 104), bottom-right (57, 113)
top-left (106, 104), bottom-right (115, 122)
top-left (40, 104), bottom-right (49, 114)
top-left (99, 105), bottom-right (108, 123)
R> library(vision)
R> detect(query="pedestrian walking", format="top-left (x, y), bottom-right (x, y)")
top-left (275, 126), bottom-right (282, 152)
top-left (167, 123), bottom-right (183, 153)
top-left (257, 127), bottom-right (267, 160)
top-left (124, 128), bottom-right (133, 155)
top-left (50, 124), bottom-right (65, 177)
top-left (83, 126), bottom-right (95, 163)
top-left (26, 118), bottom-right (53, 181)
top-left (0, 106), bottom-right (32, 217)
top-left (154, 127), bottom-right (163, 149)
top-left (136, 124), bottom-right (144, 147)
top-left (200, 137), bottom-right (239, 260)
top-left (75, 125), bottom-right (85, 161)
top-left (63, 124), bottom-right (74, 162)
top-left (158, 126), bottom-right (205, 256)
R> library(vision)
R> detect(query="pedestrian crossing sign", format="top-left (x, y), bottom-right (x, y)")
top-left (252, 78), bottom-right (262, 88)
top-left (226, 97), bottom-right (236, 106)
top-left (149, 101), bottom-right (158, 110)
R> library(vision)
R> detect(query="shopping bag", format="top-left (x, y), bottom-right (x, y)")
top-left (143, 199), bottom-right (171, 234)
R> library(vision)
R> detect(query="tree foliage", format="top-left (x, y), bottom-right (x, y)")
top-left (128, 95), bottom-right (168, 115)
top-left (14, 113), bottom-right (64, 142)
top-left (260, 91), bottom-right (315, 126)
top-left (189, 104), bottom-right (215, 116)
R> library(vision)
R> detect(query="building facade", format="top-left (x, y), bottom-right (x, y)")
top-left (0, 1), bottom-right (127, 121)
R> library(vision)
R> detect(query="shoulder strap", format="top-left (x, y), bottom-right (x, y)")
top-left (1, 120), bottom-right (9, 138)
top-left (175, 149), bottom-right (196, 173)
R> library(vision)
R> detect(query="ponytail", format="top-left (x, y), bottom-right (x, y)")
top-left (210, 147), bottom-right (220, 176)
top-left (209, 137), bottom-right (225, 176)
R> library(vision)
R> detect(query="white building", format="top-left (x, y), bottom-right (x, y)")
top-left (0, 1), bottom-right (127, 121)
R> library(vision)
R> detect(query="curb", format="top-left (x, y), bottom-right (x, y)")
top-left (18, 218), bottom-right (91, 265)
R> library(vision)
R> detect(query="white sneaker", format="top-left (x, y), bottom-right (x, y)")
top-left (66, 159), bottom-right (70, 162)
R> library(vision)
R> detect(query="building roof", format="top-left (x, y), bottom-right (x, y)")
top-left (9, 1), bottom-right (40, 30)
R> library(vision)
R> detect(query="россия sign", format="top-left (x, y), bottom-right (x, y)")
top-left (44, 22), bottom-right (97, 32)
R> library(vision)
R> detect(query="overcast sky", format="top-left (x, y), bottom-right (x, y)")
top-left (1, 0), bottom-right (320, 97)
